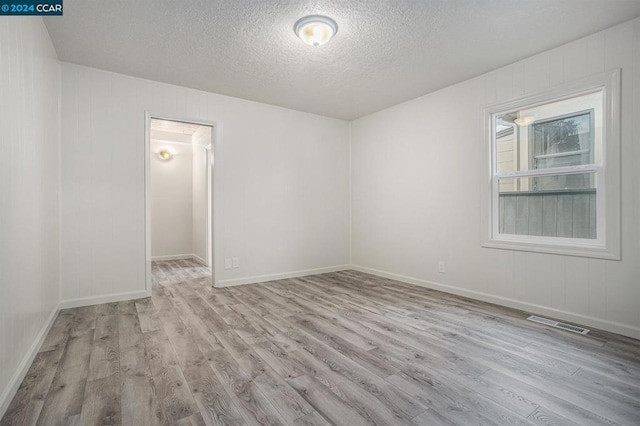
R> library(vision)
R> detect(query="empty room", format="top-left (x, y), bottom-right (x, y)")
top-left (1, 1), bottom-right (640, 425)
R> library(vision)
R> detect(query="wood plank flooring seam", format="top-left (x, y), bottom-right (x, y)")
top-left (3, 260), bottom-right (639, 426)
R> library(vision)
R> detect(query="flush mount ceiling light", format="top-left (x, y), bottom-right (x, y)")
top-left (294, 15), bottom-right (338, 47)
top-left (158, 150), bottom-right (173, 161)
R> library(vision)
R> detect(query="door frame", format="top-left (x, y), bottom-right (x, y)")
top-left (144, 112), bottom-right (219, 296)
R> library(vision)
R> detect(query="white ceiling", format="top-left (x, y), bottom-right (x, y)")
top-left (150, 119), bottom-right (203, 136)
top-left (45, 0), bottom-right (640, 120)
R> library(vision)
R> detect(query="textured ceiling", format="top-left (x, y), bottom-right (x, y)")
top-left (45, 0), bottom-right (640, 120)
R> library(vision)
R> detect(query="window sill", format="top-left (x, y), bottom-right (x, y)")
top-left (482, 238), bottom-right (620, 260)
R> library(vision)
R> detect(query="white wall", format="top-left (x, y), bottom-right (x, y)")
top-left (0, 18), bottom-right (60, 414)
top-left (151, 125), bottom-right (211, 264)
top-left (351, 18), bottom-right (640, 338)
top-left (192, 125), bottom-right (211, 265)
top-left (60, 63), bottom-right (350, 300)
top-left (150, 139), bottom-right (193, 258)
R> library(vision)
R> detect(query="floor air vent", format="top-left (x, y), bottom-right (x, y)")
top-left (527, 315), bottom-right (590, 335)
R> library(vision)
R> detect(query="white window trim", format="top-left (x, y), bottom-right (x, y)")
top-left (481, 69), bottom-right (621, 260)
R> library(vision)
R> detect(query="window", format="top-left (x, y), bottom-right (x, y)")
top-left (531, 110), bottom-right (593, 171)
top-left (482, 70), bottom-right (621, 259)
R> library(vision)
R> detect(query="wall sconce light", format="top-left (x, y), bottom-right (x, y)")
top-left (294, 15), bottom-right (338, 47)
top-left (158, 150), bottom-right (173, 161)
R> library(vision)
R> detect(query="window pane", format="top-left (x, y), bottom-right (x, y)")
top-left (499, 173), bottom-right (596, 192)
top-left (498, 173), bottom-right (596, 239)
top-left (496, 125), bottom-right (517, 175)
top-left (495, 91), bottom-right (603, 180)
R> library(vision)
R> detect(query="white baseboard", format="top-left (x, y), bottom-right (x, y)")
top-left (191, 254), bottom-right (208, 267)
top-left (216, 264), bottom-right (352, 288)
top-left (0, 305), bottom-right (59, 419)
top-left (152, 254), bottom-right (208, 267)
top-left (59, 290), bottom-right (150, 309)
top-left (151, 254), bottom-right (194, 261)
top-left (351, 264), bottom-right (640, 340)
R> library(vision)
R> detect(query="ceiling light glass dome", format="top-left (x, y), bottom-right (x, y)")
top-left (294, 15), bottom-right (338, 47)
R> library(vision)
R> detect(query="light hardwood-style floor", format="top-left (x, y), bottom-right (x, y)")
top-left (2, 259), bottom-right (640, 425)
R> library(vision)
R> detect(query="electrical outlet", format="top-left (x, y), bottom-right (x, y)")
top-left (438, 261), bottom-right (445, 273)
top-left (224, 258), bottom-right (232, 270)
top-left (232, 257), bottom-right (240, 268)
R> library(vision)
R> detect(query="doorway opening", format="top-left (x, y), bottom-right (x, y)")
top-left (145, 116), bottom-right (215, 292)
